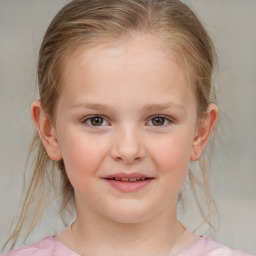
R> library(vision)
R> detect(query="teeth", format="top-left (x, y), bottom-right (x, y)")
top-left (111, 177), bottom-right (148, 182)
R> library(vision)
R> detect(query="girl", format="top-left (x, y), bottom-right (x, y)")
top-left (2, 0), bottom-right (253, 255)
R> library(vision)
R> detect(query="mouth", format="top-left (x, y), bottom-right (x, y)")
top-left (102, 173), bottom-right (154, 192)
top-left (105, 177), bottom-right (153, 182)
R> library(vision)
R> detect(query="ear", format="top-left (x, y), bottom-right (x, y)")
top-left (190, 103), bottom-right (218, 161)
top-left (31, 100), bottom-right (62, 161)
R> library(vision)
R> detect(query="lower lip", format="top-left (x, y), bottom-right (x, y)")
top-left (104, 179), bottom-right (153, 192)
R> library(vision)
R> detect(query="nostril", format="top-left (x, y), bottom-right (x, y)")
top-left (109, 130), bottom-right (146, 163)
top-left (110, 146), bottom-right (145, 163)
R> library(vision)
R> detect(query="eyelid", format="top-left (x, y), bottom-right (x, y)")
top-left (146, 115), bottom-right (174, 126)
top-left (80, 114), bottom-right (174, 127)
top-left (82, 115), bottom-right (111, 127)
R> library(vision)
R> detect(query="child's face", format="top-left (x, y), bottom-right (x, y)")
top-left (52, 35), bottom-right (201, 223)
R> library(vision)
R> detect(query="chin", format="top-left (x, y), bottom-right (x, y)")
top-left (105, 202), bottom-right (157, 224)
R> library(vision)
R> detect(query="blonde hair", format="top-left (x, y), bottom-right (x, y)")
top-left (4, 0), bottom-right (217, 251)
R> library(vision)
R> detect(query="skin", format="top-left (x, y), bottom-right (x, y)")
top-left (32, 34), bottom-right (218, 256)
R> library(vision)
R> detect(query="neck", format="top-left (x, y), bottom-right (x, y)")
top-left (70, 200), bottom-right (185, 256)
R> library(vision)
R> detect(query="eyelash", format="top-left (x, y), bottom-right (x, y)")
top-left (81, 115), bottom-right (174, 127)
top-left (82, 115), bottom-right (110, 127)
top-left (146, 115), bottom-right (173, 127)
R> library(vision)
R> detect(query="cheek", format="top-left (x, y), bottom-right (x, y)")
top-left (58, 132), bottom-right (108, 186)
top-left (148, 132), bottom-right (193, 186)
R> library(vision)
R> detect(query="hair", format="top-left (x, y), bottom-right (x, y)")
top-left (4, 0), bottom-right (217, 251)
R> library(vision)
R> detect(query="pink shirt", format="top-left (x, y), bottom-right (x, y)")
top-left (4, 236), bottom-right (253, 256)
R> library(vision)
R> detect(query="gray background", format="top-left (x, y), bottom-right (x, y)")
top-left (0, 0), bottom-right (255, 254)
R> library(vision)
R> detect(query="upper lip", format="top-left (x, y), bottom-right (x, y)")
top-left (102, 172), bottom-right (154, 179)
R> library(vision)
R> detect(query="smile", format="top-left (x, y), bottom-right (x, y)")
top-left (106, 177), bottom-right (150, 182)
top-left (102, 173), bottom-right (154, 192)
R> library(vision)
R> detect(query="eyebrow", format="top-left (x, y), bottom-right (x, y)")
top-left (72, 103), bottom-right (111, 111)
top-left (72, 102), bottom-right (185, 112)
top-left (142, 103), bottom-right (185, 112)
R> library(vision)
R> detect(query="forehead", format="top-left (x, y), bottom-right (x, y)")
top-left (58, 34), bottom-right (196, 112)
top-left (61, 34), bottom-right (186, 78)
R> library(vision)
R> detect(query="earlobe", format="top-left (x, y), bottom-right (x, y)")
top-left (31, 100), bottom-right (62, 161)
top-left (190, 103), bottom-right (218, 161)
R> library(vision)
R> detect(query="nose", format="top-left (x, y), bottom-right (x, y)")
top-left (110, 125), bottom-right (146, 164)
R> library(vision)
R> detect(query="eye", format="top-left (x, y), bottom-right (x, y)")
top-left (83, 116), bottom-right (109, 127)
top-left (147, 116), bottom-right (171, 126)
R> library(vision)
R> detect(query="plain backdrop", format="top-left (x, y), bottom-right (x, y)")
top-left (0, 0), bottom-right (256, 254)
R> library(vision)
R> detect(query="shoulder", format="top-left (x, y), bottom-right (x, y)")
top-left (178, 236), bottom-right (254, 256)
top-left (4, 237), bottom-right (56, 256)
top-left (3, 236), bottom-right (78, 256)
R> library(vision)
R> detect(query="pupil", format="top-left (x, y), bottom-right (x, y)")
top-left (153, 117), bottom-right (164, 126)
top-left (92, 117), bottom-right (103, 126)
